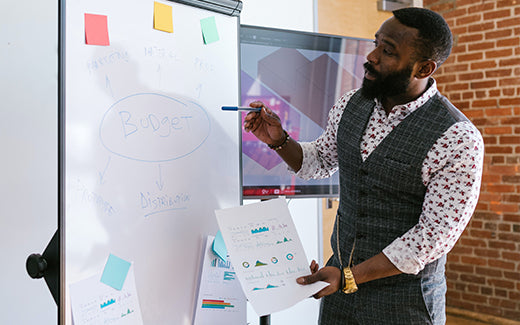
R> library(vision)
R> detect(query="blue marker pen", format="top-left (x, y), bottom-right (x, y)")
top-left (221, 106), bottom-right (262, 112)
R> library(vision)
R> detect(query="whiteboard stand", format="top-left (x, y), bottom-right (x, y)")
top-left (26, 230), bottom-right (59, 305)
top-left (259, 198), bottom-right (272, 325)
top-left (260, 315), bottom-right (271, 325)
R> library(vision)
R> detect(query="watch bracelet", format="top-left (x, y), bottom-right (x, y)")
top-left (342, 266), bottom-right (358, 294)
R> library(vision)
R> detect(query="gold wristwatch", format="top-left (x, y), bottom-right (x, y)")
top-left (335, 213), bottom-right (358, 294)
top-left (342, 267), bottom-right (358, 294)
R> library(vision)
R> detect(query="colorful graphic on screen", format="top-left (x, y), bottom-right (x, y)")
top-left (240, 25), bottom-right (372, 198)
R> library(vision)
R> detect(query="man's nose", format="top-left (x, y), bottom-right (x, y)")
top-left (366, 48), bottom-right (379, 65)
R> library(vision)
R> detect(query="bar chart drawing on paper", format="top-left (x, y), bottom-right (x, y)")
top-left (215, 198), bottom-right (330, 316)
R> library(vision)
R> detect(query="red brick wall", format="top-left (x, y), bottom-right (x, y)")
top-left (424, 0), bottom-right (520, 321)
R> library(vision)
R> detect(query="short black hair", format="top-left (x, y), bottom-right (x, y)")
top-left (393, 7), bottom-right (453, 66)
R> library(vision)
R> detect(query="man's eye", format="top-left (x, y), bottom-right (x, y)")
top-left (383, 49), bottom-right (393, 55)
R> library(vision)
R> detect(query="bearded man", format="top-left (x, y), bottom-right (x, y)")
top-left (243, 7), bottom-right (484, 325)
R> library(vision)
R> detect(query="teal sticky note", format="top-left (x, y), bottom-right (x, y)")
top-left (100, 254), bottom-right (131, 290)
top-left (212, 231), bottom-right (227, 262)
top-left (200, 16), bottom-right (219, 44)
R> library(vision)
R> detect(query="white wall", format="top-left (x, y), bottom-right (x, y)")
top-left (240, 0), bottom-right (315, 32)
top-left (0, 1), bottom-right (58, 324)
top-left (240, 1), bottom-right (322, 324)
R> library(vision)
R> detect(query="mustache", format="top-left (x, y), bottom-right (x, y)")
top-left (363, 62), bottom-right (379, 78)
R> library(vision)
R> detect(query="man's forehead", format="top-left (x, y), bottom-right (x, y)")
top-left (376, 17), bottom-right (418, 47)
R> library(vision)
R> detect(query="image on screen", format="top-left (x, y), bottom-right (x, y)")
top-left (240, 25), bottom-right (373, 198)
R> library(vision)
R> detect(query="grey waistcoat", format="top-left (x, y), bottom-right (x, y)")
top-left (320, 90), bottom-right (469, 325)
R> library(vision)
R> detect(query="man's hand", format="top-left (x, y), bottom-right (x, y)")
top-left (297, 253), bottom-right (403, 299)
top-left (243, 101), bottom-right (285, 146)
top-left (243, 100), bottom-right (304, 172)
top-left (296, 260), bottom-right (342, 299)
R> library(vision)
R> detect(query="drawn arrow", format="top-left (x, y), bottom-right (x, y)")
top-left (195, 83), bottom-right (202, 99)
top-left (156, 165), bottom-right (164, 191)
top-left (106, 75), bottom-right (115, 99)
top-left (99, 156), bottom-right (111, 185)
top-left (157, 64), bottom-right (162, 89)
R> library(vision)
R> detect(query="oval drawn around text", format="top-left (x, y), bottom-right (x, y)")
top-left (99, 93), bottom-right (211, 162)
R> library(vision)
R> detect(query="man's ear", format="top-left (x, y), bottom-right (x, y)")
top-left (415, 60), bottom-right (437, 79)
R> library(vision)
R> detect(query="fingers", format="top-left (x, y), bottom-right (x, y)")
top-left (243, 114), bottom-right (258, 132)
top-left (296, 266), bottom-right (342, 299)
top-left (297, 272), bottom-right (334, 300)
top-left (249, 100), bottom-right (264, 109)
top-left (243, 101), bottom-right (264, 132)
top-left (261, 106), bottom-right (280, 124)
top-left (310, 260), bottom-right (319, 274)
top-left (242, 101), bottom-right (281, 133)
top-left (312, 285), bottom-right (338, 299)
top-left (296, 272), bottom-right (320, 285)
top-left (247, 101), bottom-right (279, 123)
top-left (297, 260), bottom-right (321, 284)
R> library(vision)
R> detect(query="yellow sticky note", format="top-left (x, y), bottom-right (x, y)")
top-left (154, 2), bottom-right (173, 33)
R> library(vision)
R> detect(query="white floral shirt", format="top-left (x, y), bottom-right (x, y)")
top-left (296, 79), bottom-right (484, 275)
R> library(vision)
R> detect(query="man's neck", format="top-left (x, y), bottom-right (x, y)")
top-left (381, 79), bottom-right (430, 115)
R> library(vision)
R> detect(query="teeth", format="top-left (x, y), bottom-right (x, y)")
top-left (365, 71), bottom-right (376, 80)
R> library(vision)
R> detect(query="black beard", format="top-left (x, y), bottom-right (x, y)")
top-left (361, 62), bottom-right (413, 100)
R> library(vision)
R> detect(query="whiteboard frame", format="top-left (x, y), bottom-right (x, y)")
top-left (58, 0), bottom-right (65, 322)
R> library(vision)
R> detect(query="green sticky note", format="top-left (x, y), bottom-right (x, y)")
top-left (200, 16), bottom-right (219, 44)
top-left (100, 254), bottom-right (131, 290)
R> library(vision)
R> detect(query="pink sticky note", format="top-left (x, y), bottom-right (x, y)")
top-left (84, 13), bottom-right (110, 46)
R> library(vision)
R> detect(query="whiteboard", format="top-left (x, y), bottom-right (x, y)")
top-left (61, 1), bottom-right (240, 324)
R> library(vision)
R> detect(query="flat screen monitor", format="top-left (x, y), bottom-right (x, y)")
top-left (240, 25), bottom-right (372, 199)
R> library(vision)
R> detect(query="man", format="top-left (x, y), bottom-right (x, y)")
top-left (243, 7), bottom-right (484, 325)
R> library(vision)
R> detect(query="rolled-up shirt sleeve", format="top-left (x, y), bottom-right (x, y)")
top-left (383, 121), bottom-right (485, 274)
